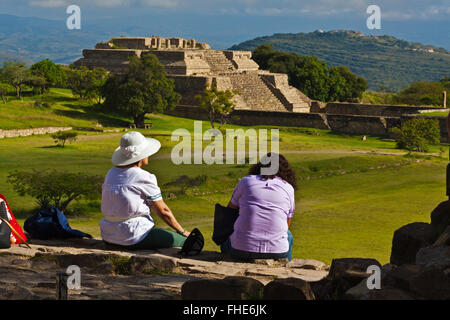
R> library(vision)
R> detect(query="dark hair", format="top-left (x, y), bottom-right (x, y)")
top-left (249, 153), bottom-right (297, 190)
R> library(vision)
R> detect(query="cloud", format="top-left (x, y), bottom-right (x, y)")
top-left (29, 0), bottom-right (67, 7)
top-left (139, 0), bottom-right (181, 9)
top-left (94, 0), bottom-right (131, 8)
top-left (23, 0), bottom-right (450, 21)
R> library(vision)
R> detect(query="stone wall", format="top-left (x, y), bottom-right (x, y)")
top-left (109, 37), bottom-right (205, 50)
top-left (324, 102), bottom-right (446, 117)
top-left (170, 75), bottom-right (211, 106)
top-left (0, 127), bottom-right (73, 139)
top-left (166, 106), bottom-right (449, 141)
top-left (75, 49), bottom-right (142, 73)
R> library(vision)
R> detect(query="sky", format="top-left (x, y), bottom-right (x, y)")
top-left (0, 0), bottom-right (449, 49)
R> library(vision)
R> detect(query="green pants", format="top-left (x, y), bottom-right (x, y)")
top-left (129, 226), bottom-right (187, 250)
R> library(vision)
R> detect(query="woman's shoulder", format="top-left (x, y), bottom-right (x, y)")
top-left (275, 176), bottom-right (295, 194)
top-left (134, 167), bottom-right (158, 183)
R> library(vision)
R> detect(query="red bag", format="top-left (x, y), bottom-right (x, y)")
top-left (0, 193), bottom-right (28, 245)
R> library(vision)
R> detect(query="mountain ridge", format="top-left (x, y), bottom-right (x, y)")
top-left (230, 30), bottom-right (450, 90)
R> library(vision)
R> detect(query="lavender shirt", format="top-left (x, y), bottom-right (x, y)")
top-left (229, 175), bottom-right (295, 253)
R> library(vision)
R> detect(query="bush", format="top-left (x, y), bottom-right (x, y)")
top-left (391, 117), bottom-right (441, 152)
top-left (33, 96), bottom-right (53, 108)
top-left (50, 130), bottom-right (78, 147)
top-left (7, 169), bottom-right (103, 212)
top-left (165, 174), bottom-right (208, 194)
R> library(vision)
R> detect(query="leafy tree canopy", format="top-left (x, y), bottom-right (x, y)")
top-left (102, 54), bottom-right (180, 127)
top-left (7, 169), bottom-right (103, 212)
top-left (395, 81), bottom-right (448, 106)
top-left (30, 58), bottom-right (67, 90)
top-left (252, 44), bottom-right (367, 102)
top-left (195, 80), bottom-right (236, 129)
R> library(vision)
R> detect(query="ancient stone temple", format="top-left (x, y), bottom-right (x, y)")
top-left (74, 36), bottom-right (312, 112)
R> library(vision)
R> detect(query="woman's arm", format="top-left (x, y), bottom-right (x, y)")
top-left (287, 218), bottom-right (292, 228)
top-left (150, 199), bottom-right (190, 237)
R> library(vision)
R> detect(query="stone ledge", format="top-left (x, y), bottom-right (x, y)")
top-left (0, 238), bottom-right (329, 300)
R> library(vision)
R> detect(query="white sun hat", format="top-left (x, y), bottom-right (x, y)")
top-left (112, 131), bottom-right (161, 166)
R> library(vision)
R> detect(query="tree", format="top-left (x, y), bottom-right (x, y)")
top-left (328, 66), bottom-right (368, 102)
top-left (67, 66), bottom-right (108, 101)
top-left (102, 54), bottom-right (180, 127)
top-left (395, 81), bottom-right (447, 106)
top-left (390, 117), bottom-right (440, 152)
top-left (7, 169), bottom-right (103, 212)
top-left (26, 75), bottom-right (47, 95)
top-left (0, 83), bottom-right (14, 104)
top-left (251, 45), bottom-right (367, 102)
top-left (439, 76), bottom-right (450, 91)
top-left (195, 81), bottom-right (236, 129)
top-left (50, 131), bottom-right (78, 147)
top-left (30, 59), bottom-right (67, 91)
top-left (1, 61), bottom-right (30, 99)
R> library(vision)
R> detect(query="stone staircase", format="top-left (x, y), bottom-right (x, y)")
top-left (203, 50), bottom-right (236, 74)
top-left (229, 72), bottom-right (288, 112)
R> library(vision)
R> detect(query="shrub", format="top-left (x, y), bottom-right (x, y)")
top-left (51, 130), bottom-right (78, 147)
top-left (33, 96), bottom-right (53, 108)
top-left (7, 169), bottom-right (103, 212)
top-left (391, 117), bottom-right (440, 152)
top-left (165, 174), bottom-right (208, 194)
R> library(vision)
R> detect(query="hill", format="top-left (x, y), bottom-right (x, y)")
top-left (230, 30), bottom-right (450, 91)
top-left (0, 50), bottom-right (32, 66)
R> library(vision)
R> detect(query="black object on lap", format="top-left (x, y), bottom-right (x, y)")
top-left (212, 203), bottom-right (239, 246)
top-left (180, 228), bottom-right (204, 256)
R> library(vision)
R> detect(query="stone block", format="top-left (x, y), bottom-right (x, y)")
top-left (328, 258), bottom-right (381, 279)
top-left (432, 226), bottom-right (450, 246)
top-left (309, 278), bottom-right (334, 300)
top-left (328, 258), bottom-right (381, 298)
top-left (416, 245), bottom-right (450, 270)
top-left (181, 276), bottom-right (264, 300)
top-left (90, 261), bottom-right (114, 275)
top-left (263, 277), bottom-right (315, 300)
top-left (409, 265), bottom-right (450, 300)
top-left (430, 201), bottom-right (450, 238)
top-left (286, 258), bottom-right (327, 271)
top-left (390, 222), bottom-right (435, 265)
top-left (385, 264), bottom-right (422, 292)
top-left (129, 255), bottom-right (178, 274)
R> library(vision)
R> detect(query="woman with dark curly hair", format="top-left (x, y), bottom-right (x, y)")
top-left (220, 153), bottom-right (297, 261)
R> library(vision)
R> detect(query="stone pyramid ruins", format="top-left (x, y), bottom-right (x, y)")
top-left (74, 36), bottom-right (312, 112)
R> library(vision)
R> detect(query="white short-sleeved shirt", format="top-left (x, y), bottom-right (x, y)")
top-left (99, 167), bottom-right (163, 245)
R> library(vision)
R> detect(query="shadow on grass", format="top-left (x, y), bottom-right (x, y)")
top-left (53, 104), bottom-right (130, 128)
top-left (37, 145), bottom-right (76, 149)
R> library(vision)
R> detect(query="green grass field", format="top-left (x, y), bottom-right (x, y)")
top-left (0, 89), bottom-right (448, 265)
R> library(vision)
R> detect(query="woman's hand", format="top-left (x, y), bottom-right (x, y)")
top-left (182, 230), bottom-right (190, 237)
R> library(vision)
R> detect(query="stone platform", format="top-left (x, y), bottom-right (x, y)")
top-left (0, 238), bottom-right (328, 300)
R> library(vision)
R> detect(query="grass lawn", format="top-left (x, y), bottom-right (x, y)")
top-left (0, 89), bottom-right (448, 265)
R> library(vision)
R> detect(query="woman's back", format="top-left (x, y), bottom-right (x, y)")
top-left (229, 175), bottom-right (295, 253)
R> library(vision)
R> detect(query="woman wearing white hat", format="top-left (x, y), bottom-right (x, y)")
top-left (99, 131), bottom-right (190, 249)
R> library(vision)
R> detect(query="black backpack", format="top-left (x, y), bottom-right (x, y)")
top-left (179, 228), bottom-right (204, 256)
top-left (0, 201), bottom-right (11, 249)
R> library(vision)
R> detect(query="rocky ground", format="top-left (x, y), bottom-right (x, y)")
top-left (0, 198), bottom-right (448, 300)
top-left (0, 238), bottom-right (328, 300)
